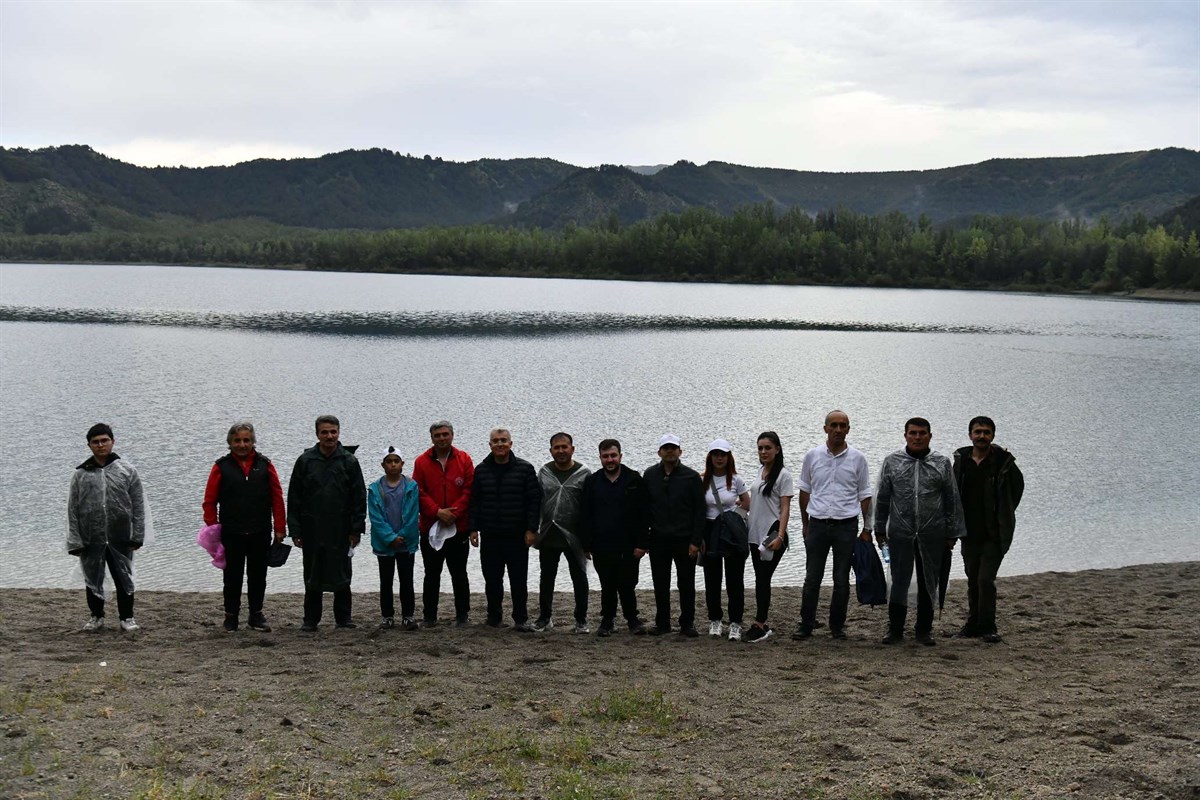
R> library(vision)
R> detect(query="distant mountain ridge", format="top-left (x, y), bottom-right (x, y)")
top-left (1, 144), bottom-right (1197, 234)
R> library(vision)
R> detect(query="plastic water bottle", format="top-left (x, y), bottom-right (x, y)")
top-left (880, 543), bottom-right (890, 564)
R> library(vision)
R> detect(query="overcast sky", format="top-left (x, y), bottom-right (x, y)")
top-left (2, 0), bottom-right (1197, 172)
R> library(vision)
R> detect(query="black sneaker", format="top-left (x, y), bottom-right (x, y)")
top-left (830, 628), bottom-right (847, 640)
top-left (628, 620), bottom-right (648, 635)
top-left (485, 618), bottom-right (506, 628)
top-left (915, 632), bottom-right (936, 647)
top-left (512, 621), bottom-right (534, 633)
top-left (647, 625), bottom-right (671, 636)
top-left (402, 617), bottom-right (420, 631)
top-left (335, 621), bottom-right (357, 629)
top-left (792, 624), bottom-right (813, 640)
top-left (223, 615), bottom-right (238, 633)
top-left (596, 620), bottom-right (614, 638)
top-left (882, 630), bottom-right (903, 645)
top-left (454, 616), bottom-right (470, 628)
top-left (953, 625), bottom-right (981, 639)
top-left (300, 621), bottom-right (318, 632)
top-left (745, 625), bottom-right (773, 643)
top-left (422, 618), bottom-right (440, 629)
top-left (679, 626), bottom-right (700, 638)
top-left (531, 617), bottom-right (554, 632)
top-left (248, 613), bottom-right (271, 632)
top-left (981, 633), bottom-right (1003, 644)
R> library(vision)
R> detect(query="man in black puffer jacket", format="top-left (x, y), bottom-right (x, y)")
top-left (469, 428), bottom-right (543, 631)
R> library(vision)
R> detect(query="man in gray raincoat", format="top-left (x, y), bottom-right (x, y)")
top-left (288, 415), bottom-right (366, 630)
top-left (68, 423), bottom-right (147, 632)
top-left (533, 432), bottom-right (592, 633)
top-left (874, 417), bottom-right (965, 646)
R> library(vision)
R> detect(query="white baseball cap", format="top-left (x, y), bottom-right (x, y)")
top-left (657, 434), bottom-right (681, 448)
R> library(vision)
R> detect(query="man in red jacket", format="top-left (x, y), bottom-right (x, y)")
top-left (412, 420), bottom-right (475, 627)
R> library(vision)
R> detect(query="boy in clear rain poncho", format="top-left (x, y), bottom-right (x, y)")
top-left (874, 418), bottom-right (965, 646)
top-left (67, 423), bottom-right (150, 632)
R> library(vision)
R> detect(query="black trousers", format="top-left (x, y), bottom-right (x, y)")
top-left (702, 550), bottom-right (747, 624)
top-left (221, 529), bottom-right (270, 617)
top-left (304, 587), bottom-right (352, 625)
top-left (421, 533), bottom-right (471, 622)
top-left (479, 534), bottom-right (529, 625)
top-left (84, 545), bottom-right (134, 620)
top-left (591, 551), bottom-right (641, 624)
top-left (887, 544), bottom-right (935, 635)
top-left (750, 544), bottom-right (785, 624)
top-left (377, 552), bottom-right (416, 619)
top-left (800, 517), bottom-right (858, 633)
top-left (538, 546), bottom-right (589, 623)
top-left (649, 537), bottom-right (696, 630)
top-left (962, 535), bottom-right (1005, 635)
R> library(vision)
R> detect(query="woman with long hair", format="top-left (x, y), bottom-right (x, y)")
top-left (700, 439), bottom-right (751, 641)
top-left (744, 431), bottom-right (792, 642)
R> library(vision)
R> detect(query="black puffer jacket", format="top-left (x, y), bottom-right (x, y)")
top-left (469, 453), bottom-right (542, 538)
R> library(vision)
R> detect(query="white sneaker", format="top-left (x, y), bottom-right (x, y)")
top-left (573, 621), bottom-right (590, 634)
top-left (83, 616), bottom-right (104, 632)
top-left (119, 618), bottom-right (140, 632)
top-left (708, 620), bottom-right (723, 638)
top-left (728, 622), bottom-right (743, 641)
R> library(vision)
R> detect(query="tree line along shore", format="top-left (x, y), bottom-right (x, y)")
top-left (3, 203), bottom-right (1199, 294)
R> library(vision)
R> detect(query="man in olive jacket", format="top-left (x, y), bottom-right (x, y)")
top-left (469, 428), bottom-right (543, 631)
top-left (953, 416), bottom-right (1024, 643)
top-left (288, 415), bottom-right (366, 630)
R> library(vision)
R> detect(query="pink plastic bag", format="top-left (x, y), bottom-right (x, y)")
top-left (197, 523), bottom-right (226, 570)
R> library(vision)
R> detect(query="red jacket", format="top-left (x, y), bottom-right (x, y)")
top-left (412, 446), bottom-right (475, 535)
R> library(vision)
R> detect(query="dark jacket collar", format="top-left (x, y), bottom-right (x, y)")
top-left (77, 452), bottom-right (121, 470)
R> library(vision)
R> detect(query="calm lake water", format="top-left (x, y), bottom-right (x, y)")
top-left (1, 263), bottom-right (1197, 596)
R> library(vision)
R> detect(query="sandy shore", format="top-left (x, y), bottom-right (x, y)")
top-left (1, 562), bottom-right (1197, 800)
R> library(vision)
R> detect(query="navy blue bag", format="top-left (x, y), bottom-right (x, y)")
top-left (851, 538), bottom-right (888, 607)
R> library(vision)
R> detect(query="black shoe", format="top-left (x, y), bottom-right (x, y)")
top-left (830, 628), bottom-right (847, 640)
top-left (647, 625), bottom-right (671, 636)
top-left (792, 624), bottom-right (813, 640)
top-left (679, 627), bottom-right (699, 638)
top-left (335, 621), bottom-right (357, 629)
top-left (223, 614), bottom-right (238, 633)
top-left (485, 618), bottom-right (506, 628)
top-left (953, 625), bottom-right (981, 639)
top-left (813, 620), bottom-right (825, 629)
top-left (882, 629), bottom-right (903, 645)
top-left (981, 632), bottom-right (1003, 644)
top-left (422, 617), bottom-right (439, 629)
top-left (512, 621), bottom-right (534, 633)
top-left (454, 616), bottom-right (470, 628)
top-left (300, 621), bottom-right (318, 632)
top-left (402, 617), bottom-right (420, 631)
top-left (597, 620), bottom-right (614, 638)
top-left (628, 620), bottom-right (648, 635)
top-left (915, 632), bottom-right (936, 646)
top-left (248, 613), bottom-right (271, 632)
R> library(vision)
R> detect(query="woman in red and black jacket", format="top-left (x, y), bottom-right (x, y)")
top-left (202, 422), bottom-right (286, 632)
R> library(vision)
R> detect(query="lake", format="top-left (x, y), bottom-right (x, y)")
top-left (1, 263), bottom-right (1196, 596)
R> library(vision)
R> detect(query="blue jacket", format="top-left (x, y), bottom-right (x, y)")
top-left (368, 475), bottom-right (419, 556)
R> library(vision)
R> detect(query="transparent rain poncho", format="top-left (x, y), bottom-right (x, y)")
top-left (66, 457), bottom-right (153, 598)
top-left (536, 463), bottom-right (591, 565)
top-left (874, 450), bottom-right (964, 607)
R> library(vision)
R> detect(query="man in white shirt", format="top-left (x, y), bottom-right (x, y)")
top-left (793, 410), bottom-right (873, 640)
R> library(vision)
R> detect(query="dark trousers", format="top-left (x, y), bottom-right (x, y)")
top-left (591, 551), bottom-right (641, 624)
top-left (800, 517), bottom-right (858, 633)
top-left (479, 534), bottom-right (529, 624)
top-left (304, 587), bottom-right (352, 625)
top-left (750, 545), bottom-right (785, 624)
top-left (649, 537), bottom-right (696, 630)
top-left (887, 539), bottom-right (935, 635)
top-left (702, 551), bottom-right (747, 624)
top-left (538, 546), bottom-right (589, 623)
top-left (377, 552), bottom-right (416, 620)
top-left (84, 545), bottom-right (135, 620)
top-left (421, 533), bottom-right (471, 622)
top-left (221, 529), bottom-right (269, 617)
top-left (962, 535), bottom-right (1004, 634)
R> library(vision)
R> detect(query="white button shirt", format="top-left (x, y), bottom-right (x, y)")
top-left (797, 445), bottom-right (872, 521)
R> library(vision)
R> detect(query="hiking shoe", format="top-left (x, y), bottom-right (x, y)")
top-left (746, 625), bottom-right (774, 644)
top-left (402, 617), bottom-right (420, 631)
top-left (335, 621), bottom-right (357, 629)
top-left (119, 618), bottom-right (140, 633)
top-left (708, 620), bottom-right (723, 638)
top-left (792, 624), bottom-right (813, 640)
top-left (597, 620), bottom-right (614, 638)
top-left (300, 621), bottom-right (318, 632)
top-left (248, 613), bottom-right (271, 632)
top-left (532, 617), bottom-right (554, 632)
top-left (728, 622), bottom-right (743, 641)
top-left (628, 619), bottom-right (648, 635)
top-left (573, 621), bottom-right (590, 634)
top-left (82, 616), bottom-right (104, 632)
top-left (915, 632), bottom-right (936, 647)
top-left (829, 628), bottom-right (847, 640)
top-left (882, 629), bottom-right (903, 645)
top-left (380, 617), bottom-right (396, 629)
top-left (679, 626), bottom-right (699, 638)
top-left (422, 617), bottom-right (439, 629)
top-left (512, 621), bottom-right (534, 633)
top-left (223, 615), bottom-right (238, 633)
top-left (981, 633), bottom-right (1003, 644)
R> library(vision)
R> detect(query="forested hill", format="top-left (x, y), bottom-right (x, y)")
top-left (0, 144), bottom-right (1197, 235)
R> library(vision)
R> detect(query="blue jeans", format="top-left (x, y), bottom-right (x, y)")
top-left (480, 534), bottom-right (529, 625)
top-left (800, 518), bottom-right (858, 632)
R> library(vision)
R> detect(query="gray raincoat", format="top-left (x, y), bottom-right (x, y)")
top-left (536, 462), bottom-right (592, 566)
top-left (67, 454), bottom-right (148, 597)
top-left (874, 449), bottom-right (965, 607)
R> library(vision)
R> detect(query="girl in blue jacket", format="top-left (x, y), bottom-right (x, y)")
top-left (368, 447), bottom-right (420, 629)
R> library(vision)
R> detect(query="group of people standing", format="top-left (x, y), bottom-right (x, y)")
top-left (67, 412), bottom-right (1023, 645)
